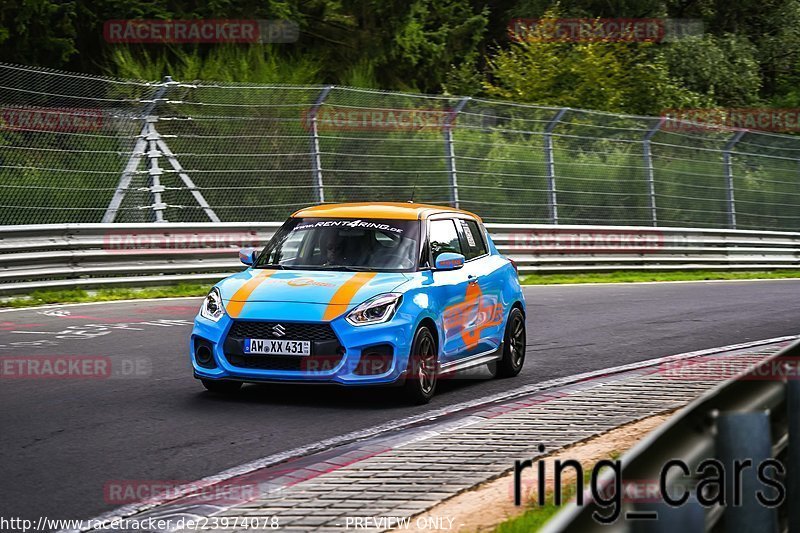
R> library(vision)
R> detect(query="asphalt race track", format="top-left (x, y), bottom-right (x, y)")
top-left (2, 280), bottom-right (799, 524)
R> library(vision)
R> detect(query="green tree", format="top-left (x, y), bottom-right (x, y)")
top-left (483, 15), bottom-right (708, 114)
top-left (0, 0), bottom-right (78, 65)
top-left (295, 0), bottom-right (488, 91)
top-left (662, 34), bottom-right (761, 107)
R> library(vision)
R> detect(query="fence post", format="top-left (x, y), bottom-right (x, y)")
top-left (788, 380), bottom-right (800, 533)
top-left (145, 119), bottom-right (166, 222)
top-left (103, 76), bottom-right (172, 223)
top-left (309, 85), bottom-right (333, 204)
top-left (643, 119), bottom-right (663, 226)
top-left (716, 411), bottom-right (778, 533)
top-left (544, 108), bottom-right (568, 224)
top-left (723, 130), bottom-right (746, 229)
top-left (444, 97), bottom-right (470, 209)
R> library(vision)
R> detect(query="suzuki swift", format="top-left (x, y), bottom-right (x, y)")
top-left (191, 202), bottom-right (526, 404)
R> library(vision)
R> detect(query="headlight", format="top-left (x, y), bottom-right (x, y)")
top-left (200, 287), bottom-right (225, 322)
top-left (346, 293), bottom-right (402, 326)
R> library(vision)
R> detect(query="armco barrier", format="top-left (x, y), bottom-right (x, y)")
top-left (1, 223), bottom-right (799, 294)
top-left (541, 338), bottom-right (800, 533)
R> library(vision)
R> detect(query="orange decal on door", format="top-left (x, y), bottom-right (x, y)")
top-left (443, 283), bottom-right (503, 350)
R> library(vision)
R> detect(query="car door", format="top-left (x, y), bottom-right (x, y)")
top-left (454, 217), bottom-right (505, 355)
top-left (428, 217), bottom-right (472, 363)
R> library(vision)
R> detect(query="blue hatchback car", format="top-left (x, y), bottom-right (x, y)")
top-left (191, 202), bottom-right (526, 403)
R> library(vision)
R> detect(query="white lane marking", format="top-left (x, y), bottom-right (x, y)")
top-left (10, 320), bottom-right (193, 341)
top-left (38, 308), bottom-right (72, 317)
top-left (0, 296), bottom-right (203, 314)
top-left (65, 335), bottom-right (800, 533)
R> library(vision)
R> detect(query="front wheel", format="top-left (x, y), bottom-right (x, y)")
top-left (201, 379), bottom-right (242, 394)
top-left (496, 308), bottom-right (526, 378)
top-left (402, 326), bottom-right (438, 404)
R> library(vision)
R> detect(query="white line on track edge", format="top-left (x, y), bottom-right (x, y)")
top-left (0, 296), bottom-right (203, 313)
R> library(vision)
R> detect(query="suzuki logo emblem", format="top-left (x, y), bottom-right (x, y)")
top-left (272, 324), bottom-right (286, 337)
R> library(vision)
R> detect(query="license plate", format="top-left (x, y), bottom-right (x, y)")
top-left (244, 338), bottom-right (311, 356)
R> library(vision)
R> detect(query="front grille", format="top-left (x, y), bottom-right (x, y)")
top-left (224, 320), bottom-right (343, 372)
top-left (228, 321), bottom-right (337, 342)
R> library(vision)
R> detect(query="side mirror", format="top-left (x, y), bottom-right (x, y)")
top-left (239, 247), bottom-right (257, 266)
top-left (434, 252), bottom-right (465, 271)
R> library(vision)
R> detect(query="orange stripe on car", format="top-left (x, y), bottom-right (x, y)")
top-left (322, 272), bottom-right (377, 321)
top-left (226, 270), bottom-right (276, 318)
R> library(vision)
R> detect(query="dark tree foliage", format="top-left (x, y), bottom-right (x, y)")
top-left (1, 0), bottom-right (800, 109)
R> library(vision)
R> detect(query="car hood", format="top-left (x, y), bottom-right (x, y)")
top-left (218, 269), bottom-right (410, 318)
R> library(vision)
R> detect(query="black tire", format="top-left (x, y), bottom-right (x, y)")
top-left (496, 307), bottom-right (526, 378)
top-left (402, 326), bottom-right (438, 404)
top-left (201, 379), bottom-right (242, 394)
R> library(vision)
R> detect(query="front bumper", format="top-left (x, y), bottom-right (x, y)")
top-left (190, 311), bottom-right (415, 386)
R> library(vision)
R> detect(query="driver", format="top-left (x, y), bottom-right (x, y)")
top-left (321, 231), bottom-right (346, 265)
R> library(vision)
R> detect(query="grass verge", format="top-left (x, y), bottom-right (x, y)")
top-left (521, 269), bottom-right (800, 285)
top-left (0, 284), bottom-right (210, 308)
top-left (494, 466), bottom-right (597, 532)
top-left (495, 451), bottom-right (621, 533)
top-left (2, 270), bottom-right (800, 308)
top-left (494, 498), bottom-right (569, 532)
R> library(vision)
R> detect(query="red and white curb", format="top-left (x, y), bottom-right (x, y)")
top-left (65, 335), bottom-right (799, 532)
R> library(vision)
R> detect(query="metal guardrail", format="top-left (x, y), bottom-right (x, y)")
top-left (1, 223), bottom-right (799, 294)
top-left (541, 338), bottom-right (800, 533)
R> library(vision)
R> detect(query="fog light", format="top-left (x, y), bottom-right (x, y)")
top-left (194, 338), bottom-right (217, 369)
top-left (355, 344), bottom-right (393, 375)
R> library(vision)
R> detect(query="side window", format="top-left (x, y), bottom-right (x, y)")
top-left (429, 219), bottom-right (462, 262)
top-left (457, 219), bottom-right (488, 260)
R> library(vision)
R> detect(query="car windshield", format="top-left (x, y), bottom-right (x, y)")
top-left (255, 218), bottom-right (420, 272)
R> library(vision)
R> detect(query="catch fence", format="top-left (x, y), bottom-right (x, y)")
top-left (1, 62), bottom-right (799, 229)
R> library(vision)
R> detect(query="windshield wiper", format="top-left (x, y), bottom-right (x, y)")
top-left (336, 266), bottom-right (376, 271)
